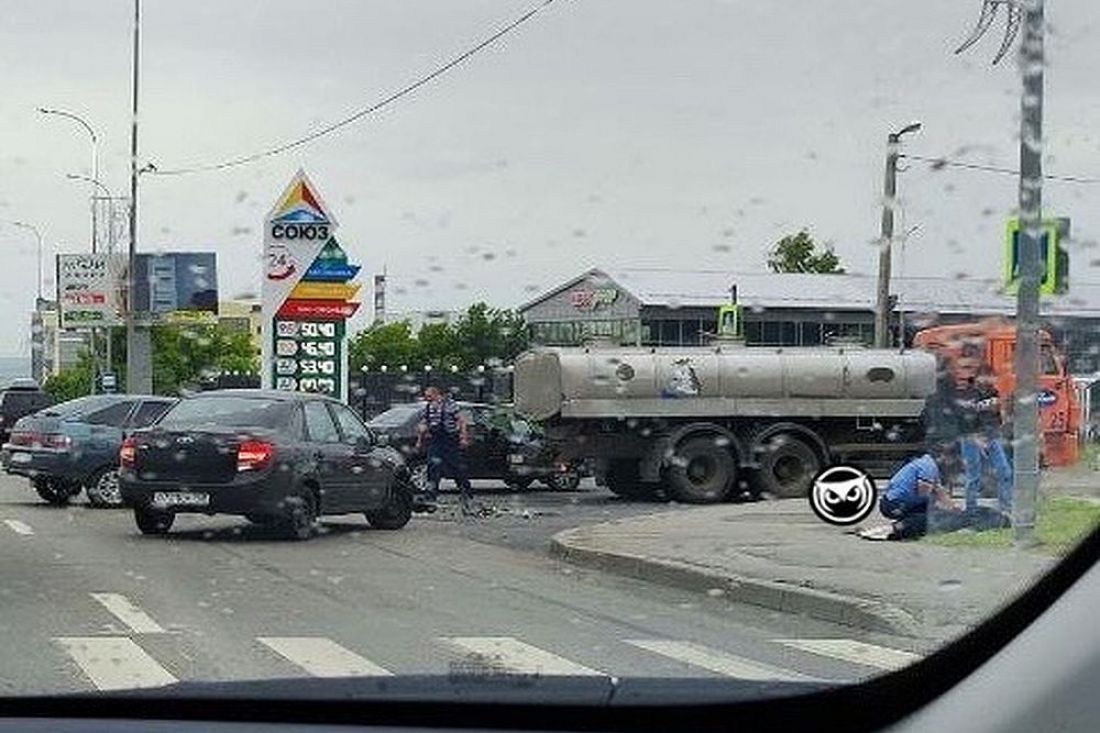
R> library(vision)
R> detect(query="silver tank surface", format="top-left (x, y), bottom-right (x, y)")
top-left (514, 346), bottom-right (937, 421)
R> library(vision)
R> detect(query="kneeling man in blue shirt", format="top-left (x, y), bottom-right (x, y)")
top-left (879, 448), bottom-right (960, 540)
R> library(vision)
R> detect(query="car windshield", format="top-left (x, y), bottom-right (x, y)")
top-left (2, 0), bottom-right (1099, 715)
top-left (156, 397), bottom-right (293, 429)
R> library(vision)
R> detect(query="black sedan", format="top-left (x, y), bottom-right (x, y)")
top-left (119, 390), bottom-right (414, 540)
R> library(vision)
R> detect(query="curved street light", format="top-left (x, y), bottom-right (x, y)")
top-left (3, 220), bottom-right (43, 300)
top-left (39, 107), bottom-right (100, 253)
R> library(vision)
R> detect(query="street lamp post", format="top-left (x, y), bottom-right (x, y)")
top-left (66, 174), bottom-right (120, 383)
top-left (4, 221), bottom-right (45, 384)
top-left (874, 121), bottom-right (922, 349)
top-left (39, 108), bottom-right (99, 254)
top-left (4, 221), bottom-right (43, 301)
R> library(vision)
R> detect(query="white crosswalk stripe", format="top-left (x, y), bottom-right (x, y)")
top-left (443, 636), bottom-right (604, 676)
top-left (90, 592), bottom-right (166, 634)
top-left (55, 637), bottom-right (177, 691)
top-left (3, 519), bottom-right (33, 535)
top-left (258, 637), bottom-right (392, 677)
top-left (626, 639), bottom-right (821, 681)
top-left (776, 639), bottom-right (921, 671)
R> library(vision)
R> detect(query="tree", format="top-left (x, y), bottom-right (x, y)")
top-left (766, 230), bottom-right (845, 274)
top-left (150, 322), bottom-right (258, 395)
top-left (348, 303), bottom-right (530, 373)
top-left (451, 302), bottom-right (530, 369)
top-left (348, 321), bottom-right (417, 372)
top-left (43, 351), bottom-right (93, 403)
top-left (415, 323), bottom-right (460, 369)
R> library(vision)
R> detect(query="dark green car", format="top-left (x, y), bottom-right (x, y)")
top-left (367, 402), bottom-right (585, 492)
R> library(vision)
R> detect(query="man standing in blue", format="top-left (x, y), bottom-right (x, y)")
top-left (417, 385), bottom-right (474, 515)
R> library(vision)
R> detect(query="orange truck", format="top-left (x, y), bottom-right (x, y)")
top-left (913, 319), bottom-right (1081, 467)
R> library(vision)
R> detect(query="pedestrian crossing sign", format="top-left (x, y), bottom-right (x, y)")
top-left (1003, 217), bottom-right (1067, 295)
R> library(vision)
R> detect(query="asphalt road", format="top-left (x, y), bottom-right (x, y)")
top-left (0, 474), bottom-right (930, 696)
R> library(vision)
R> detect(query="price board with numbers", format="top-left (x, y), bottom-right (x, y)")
top-left (270, 320), bottom-right (345, 397)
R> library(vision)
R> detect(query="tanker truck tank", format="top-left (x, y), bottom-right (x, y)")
top-left (513, 344), bottom-right (936, 504)
top-left (515, 346), bottom-right (937, 421)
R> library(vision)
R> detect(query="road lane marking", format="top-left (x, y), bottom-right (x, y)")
top-left (626, 639), bottom-right (820, 681)
top-left (90, 593), bottom-right (165, 634)
top-left (55, 637), bottom-right (176, 691)
top-left (776, 639), bottom-right (920, 671)
top-left (258, 637), bottom-right (392, 677)
top-left (443, 636), bottom-right (603, 676)
top-left (3, 519), bottom-right (33, 535)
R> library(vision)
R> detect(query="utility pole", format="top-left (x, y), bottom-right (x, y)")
top-left (126, 0), bottom-right (152, 394)
top-left (1011, 0), bottom-right (1045, 546)
top-left (874, 122), bottom-right (921, 348)
top-left (952, 0), bottom-right (1044, 545)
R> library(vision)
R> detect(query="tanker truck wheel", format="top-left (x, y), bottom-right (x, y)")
top-left (604, 461), bottom-right (655, 500)
top-left (665, 436), bottom-right (735, 504)
top-left (756, 434), bottom-right (821, 499)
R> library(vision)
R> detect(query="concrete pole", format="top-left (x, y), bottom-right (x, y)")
top-left (1012, 0), bottom-right (1045, 546)
top-left (875, 123), bottom-right (920, 348)
top-left (875, 134), bottom-right (899, 348)
top-left (126, 0), bottom-right (153, 394)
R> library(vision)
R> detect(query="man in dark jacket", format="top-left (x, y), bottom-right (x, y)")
top-left (416, 385), bottom-right (474, 515)
top-left (956, 367), bottom-right (1013, 519)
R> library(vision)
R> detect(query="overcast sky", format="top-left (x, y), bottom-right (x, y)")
top-left (2, 0), bottom-right (1100, 356)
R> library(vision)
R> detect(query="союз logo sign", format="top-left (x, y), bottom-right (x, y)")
top-left (268, 180), bottom-right (330, 240)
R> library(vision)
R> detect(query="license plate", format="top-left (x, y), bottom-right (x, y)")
top-left (152, 491), bottom-right (210, 507)
top-left (508, 454), bottom-right (525, 464)
top-left (9, 452), bottom-right (32, 465)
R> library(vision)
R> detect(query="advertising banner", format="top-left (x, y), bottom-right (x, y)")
top-left (57, 253), bottom-right (125, 329)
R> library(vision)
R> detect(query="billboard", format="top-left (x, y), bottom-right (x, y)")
top-left (56, 253), bottom-right (125, 329)
top-left (132, 252), bottom-right (218, 315)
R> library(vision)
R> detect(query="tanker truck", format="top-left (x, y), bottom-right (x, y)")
top-left (513, 342), bottom-right (938, 503)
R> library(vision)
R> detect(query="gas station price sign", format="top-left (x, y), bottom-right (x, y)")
top-left (273, 320), bottom-right (345, 395)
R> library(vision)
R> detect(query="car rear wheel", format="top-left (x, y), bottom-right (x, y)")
top-left (134, 506), bottom-right (174, 535)
top-left (365, 486), bottom-right (413, 530)
top-left (85, 467), bottom-right (123, 509)
top-left (282, 491), bottom-right (317, 541)
top-left (33, 477), bottom-right (79, 506)
top-left (505, 476), bottom-right (534, 491)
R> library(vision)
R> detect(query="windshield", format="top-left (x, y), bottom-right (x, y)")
top-left (156, 397), bottom-right (293, 429)
top-left (2, 0), bottom-right (1099, 713)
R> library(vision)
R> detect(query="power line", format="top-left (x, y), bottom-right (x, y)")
top-left (903, 153), bottom-right (1100, 184)
top-left (149, 0), bottom-right (560, 177)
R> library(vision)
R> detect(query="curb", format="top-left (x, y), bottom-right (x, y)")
top-left (550, 528), bottom-right (919, 637)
